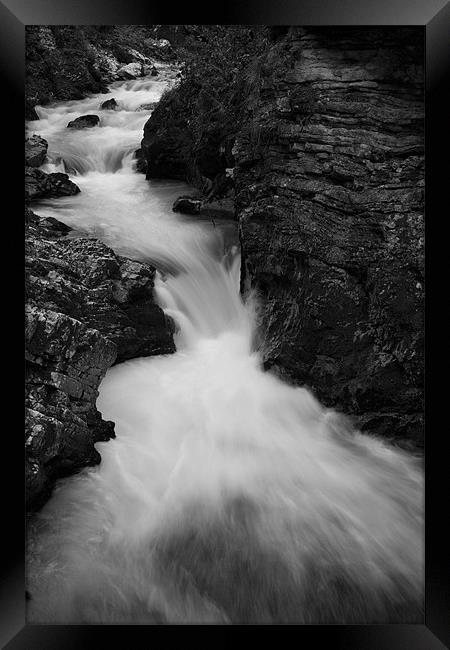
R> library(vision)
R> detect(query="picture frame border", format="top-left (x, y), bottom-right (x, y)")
top-left (2, 0), bottom-right (447, 646)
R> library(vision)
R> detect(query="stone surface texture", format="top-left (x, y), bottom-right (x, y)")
top-left (234, 28), bottom-right (424, 445)
top-left (142, 27), bottom-right (424, 446)
top-left (25, 210), bottom-right (175, 511)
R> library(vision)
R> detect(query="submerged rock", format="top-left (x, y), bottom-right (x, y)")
top-left (101, 98), bottom-right (117, 110)
top-left (25, 135), bottom-right (48, 167)
top-left (25, 212), bottom-right (175, 511)
top-left (67, 114), bottom-right (100, 129)
top-left (25, 167), bottom-right (80, 201)
top-left (173, 195), bottom-right (202, 215)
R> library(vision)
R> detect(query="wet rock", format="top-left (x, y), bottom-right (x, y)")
top-left (136, 102), bottom-right (158, 112)
top-left (25, 27), bottom-right (175, 118)
top-left (25, 212), bottom-right (175, 511)
top-left (173, 196), bottom-right (202, 215)
top-left (141, 94), bottom-right (235, 192)
top-left (199, 197), bottom-right (235, 220)
top-left (25, 135), bottom-right (48, 167)
top-left (67, 114), bottom-right (100, 129)
top-left (25, 168), bottom-right (48, 201)
top-left (25, 167), bottom-right (80, 202)
top-left (116, 62), bottom-right (143, 80)
top-left (46, 173), bottom-right (81, 197)
top-left (141, 27), bottom-right (424, 446)
top-left (234, 28), bottom-right (424, 445)
top-left (141, 110), bottom-right (193, 181)
top-left (133, 148), bottom-right (147, 174)
top-left (39, 216), bottom-right (73, 237)
top-left (101, 98), bottom-right (117, 110)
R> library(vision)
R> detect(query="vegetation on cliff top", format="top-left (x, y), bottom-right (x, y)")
top-left (143, 26), bottom-right (283, 191)
top-left (25, 25), bottom-right (174, 119)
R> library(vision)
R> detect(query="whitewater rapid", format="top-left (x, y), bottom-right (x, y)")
top-left (26, 69), bottom-right (424, 624)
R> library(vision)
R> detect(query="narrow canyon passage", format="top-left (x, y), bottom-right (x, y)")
top-left (26, 71), bottom-right (424, 624)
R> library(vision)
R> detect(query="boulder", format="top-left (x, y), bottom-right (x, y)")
top-left (67, 114), bottom-right (100, 129)
top-left (116, 62), bottom-right (143, 80)
top-left (25, 135), bottom-right (48, 167)
top-left (101, 98), bottom-right (117, 110)
top-left (25, 167), bottom-right (80, 202)
top-left (46, 172), bottom-right (81, 197)
top-left (173, 196), bottom-right (202, 215)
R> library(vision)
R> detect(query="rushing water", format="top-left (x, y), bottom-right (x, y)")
top-left (26, 69), bottom-right (424, 624)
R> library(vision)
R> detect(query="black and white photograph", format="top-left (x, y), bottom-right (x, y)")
top-left (23, 23), bottom-right (427, 625)
top-left (0, 3), bottom-right (442, 638)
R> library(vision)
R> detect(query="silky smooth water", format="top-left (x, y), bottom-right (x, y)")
top-left (27, 69), bottom-right (424, 624)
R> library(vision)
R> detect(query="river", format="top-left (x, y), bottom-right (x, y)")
top-left (26, 68), bottom-right (424, 624)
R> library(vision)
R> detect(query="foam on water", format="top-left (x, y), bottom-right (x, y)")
top-left (27, 69), bottom-right (424, 624)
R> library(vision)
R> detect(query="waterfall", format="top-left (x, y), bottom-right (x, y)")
top-left (26, 70), bottom-right (424, 624)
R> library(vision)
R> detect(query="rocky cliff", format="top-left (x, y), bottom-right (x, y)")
top-left (142, 27), bottom-right (424, 446)
top-left (25, 211), bottom-right (174, 511)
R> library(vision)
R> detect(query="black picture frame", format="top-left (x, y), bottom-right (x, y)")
top-left (3, 0), bottom-right (448, 647)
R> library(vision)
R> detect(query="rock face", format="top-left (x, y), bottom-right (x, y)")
top-left (199, 197), bottom-right (235, 221)
top-left (25, 211), bottom-right (175, 511)
top-left (142, 27), bottom-right (424, 446)
top-left (25, 135), bottom-right (48, 167)
top-left (234, 28), bottom-right (424, 445)
top-left (141, 93), bottom-right (234, 195)
top-left (134, 148), bottom-right (147, 174)
top-left (141, 101), bottom-right (193, 182)
top-left (173, 196), bottom-right (202, 215)
top-left (25, 167), bottom-right (80, 202)
top-left (101, 98), bottom-right (117, 110)
top-left (67, 114), bottom-right (100, 129)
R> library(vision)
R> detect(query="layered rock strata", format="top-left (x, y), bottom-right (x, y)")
top-left (142, 27), bottom-right (424, 445)
top-left (235, 28), bottom-right (424, 445)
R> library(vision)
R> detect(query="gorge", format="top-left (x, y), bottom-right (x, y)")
top-left (25, 26), bottom-right (424, 624)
